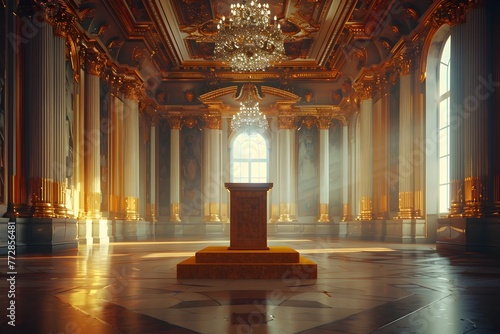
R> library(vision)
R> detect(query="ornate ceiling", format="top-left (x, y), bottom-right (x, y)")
top-left (70, 0), bottom-right (437, 107)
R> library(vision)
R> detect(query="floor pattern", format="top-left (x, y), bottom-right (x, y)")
top-left (1, 237), bottom-right (500, 333)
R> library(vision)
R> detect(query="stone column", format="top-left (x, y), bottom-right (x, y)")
top-left (122, 83), bottom-right (140, 220)
top-left (358, 93), bottom-right (374, 220)
top-left (396, 54), bottom-right (422, 219)
top-left (462, 6), bottom-right (494, 217)
top-left (169, 116), bottom-right (182, 222)
top-left (204, 115), bottom-right (222, 221)
top-left (277, 115), bottom-right (295, 222)
top-left (109, 86), bottom-right (125, 219)
top-left (26, 18), bottom-right (55, 218)
top-left (341, 123), bottom-right (352, 221)
top-left (317, 115), bottom-right (331, 222)
top-left (148, 122), bottom-right (157, 222)
top-left (373, 87), bottom-right (389, 219)
top-left (82, 49), bottom-right (105, 219)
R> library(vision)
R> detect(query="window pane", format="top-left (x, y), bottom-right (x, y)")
top-left (439, 99), bottom-right (449, 129)
top-left (439, 129), bottom-right (448, 157)
top-left (439, 156), bottom-right (449, 184)
top-left (439, 63), bottom-right (449, 95)
top-left (439, 184), bottom-right (449, 213)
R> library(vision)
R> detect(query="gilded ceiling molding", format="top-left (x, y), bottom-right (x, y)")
top-left (168, 116), bottom-right (182, 130)
top-left (203, 115), bottom-right (222, 130)
top-left (199, 86), bottom-right (238, 104)
top-left (277, 116), bottom-right (297, 130)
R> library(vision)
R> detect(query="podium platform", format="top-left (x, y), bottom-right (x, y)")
top-left (176, 183), bottom-right (317, 279)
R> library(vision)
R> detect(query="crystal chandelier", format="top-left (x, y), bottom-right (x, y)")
top-left (214, 0), bottom-right (286, 71)
top-left (231, 102), bottom-right (268, 134)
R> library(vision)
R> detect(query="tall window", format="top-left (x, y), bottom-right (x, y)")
top-left (438, 37), bottom-right (451, 213)
top-left (231, 132), bottom-right (269, 183)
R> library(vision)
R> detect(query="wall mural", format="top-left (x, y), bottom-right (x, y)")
top-left (329, 119), bottom-right (342, 217)
top-left (389, 79), bottom-right (400, 212)
top-left (157, 120), bottom-right (170, 218)
top-left (298, 126), bottom-right (319, 217)
top-left (181, 126), bottom-right (202, 219)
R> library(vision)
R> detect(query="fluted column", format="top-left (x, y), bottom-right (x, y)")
top-left (204, 115), bottom-right (222, 222)
top-left (122, 83), bottom-right (140, 220)
top-left (52, 21), bottom-right (68, 218)
top-left (148, 123), bottom-right (157, 222)
top-left (396, 54), bottom-right (421, 219)
top-left (26, 17), bottom-right (55, 218)
top-left (110, 87), bottom-right (125, 219)
top-left (373, 88), bottom-right (389, 219)
top-left (317, 115), bottom-right (330, 222)
top-left (169, 116), bottom-right (182, 222)
top-left (358, 95), bottom-right (374, 220)
top-left (277, 116), bottom-right (295, 222)
top-left (82, 49), bottom-right (105, 219)
top-left (462, 6), bottom-right (494, 217)
top-left (341, 123), bottom-right (352, 221)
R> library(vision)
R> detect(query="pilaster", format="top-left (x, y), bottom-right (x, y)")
top-left (169, 116), bottom-right (182, 222)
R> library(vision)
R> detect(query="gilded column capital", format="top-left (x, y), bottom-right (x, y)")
top-left (168, 116), bottom-right (182, 130)
top-left (317, 115), bottom-right (332, 130)
top-left (122, 79), bottom-right (142, 101)
top-left (81, 47), bottom-right (106, 76)
top-left (354, 81), bottom-right (375, 101)
top-left (53, 7), bottom-right (75, 39)
top-left (277, 115), bottom-right (297, 130)
top-left (432, 0), bottom-right (468, 27)
top-left (203, 115), bottom-right (222, 130)
top-left (301, 116), bottom-right (317, 129)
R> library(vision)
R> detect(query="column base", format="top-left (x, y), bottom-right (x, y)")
top-left (346, 220), bottom-right (385, 240)
top-left (9, 218), bottom-right (78, 253)
top-left (437, 217), bottom-right (500, 255)
top-left (385, 219), bottom-right (426, 243)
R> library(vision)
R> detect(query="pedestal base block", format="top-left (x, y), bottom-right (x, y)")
top-left (177, 246), bottom-right (317, 279)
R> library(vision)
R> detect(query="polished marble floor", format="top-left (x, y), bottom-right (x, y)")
top-left (1, 236), bottom-right (500, 334)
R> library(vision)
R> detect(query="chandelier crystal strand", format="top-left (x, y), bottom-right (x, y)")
top-left (231, 102), bottom-right (268, 134)
top-left (215, 0), bottom-right (285, 71)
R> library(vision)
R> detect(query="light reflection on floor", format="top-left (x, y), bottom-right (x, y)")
top-left (1, 237), bottom-right (500, 333)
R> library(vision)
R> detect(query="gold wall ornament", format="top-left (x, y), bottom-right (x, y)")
top-left (184, 90), bottom-right (195, 103)
top-left (431, 0), bottom-right (466, 27)
top-left (304, 91), bottom-right (313, 103)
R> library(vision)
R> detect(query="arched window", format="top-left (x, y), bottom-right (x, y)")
top-left (231, 132), bottom-right (269, 183)
top-left (438, 37), bottom-right (451, 214)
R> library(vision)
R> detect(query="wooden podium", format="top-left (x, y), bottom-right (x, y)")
top-left (176, 182), bottom-right (317, 279)
top-left (225, 182), bottom-right (272, 250)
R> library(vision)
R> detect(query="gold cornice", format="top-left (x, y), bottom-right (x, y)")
top-left (53, 8), bottom-right (75, 39)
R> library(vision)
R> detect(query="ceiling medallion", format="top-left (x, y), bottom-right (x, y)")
top-left (214, 0), bottom-right (286, 71)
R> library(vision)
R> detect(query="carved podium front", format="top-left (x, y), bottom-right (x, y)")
top-left (225, 183), bottom-right (272, 250)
